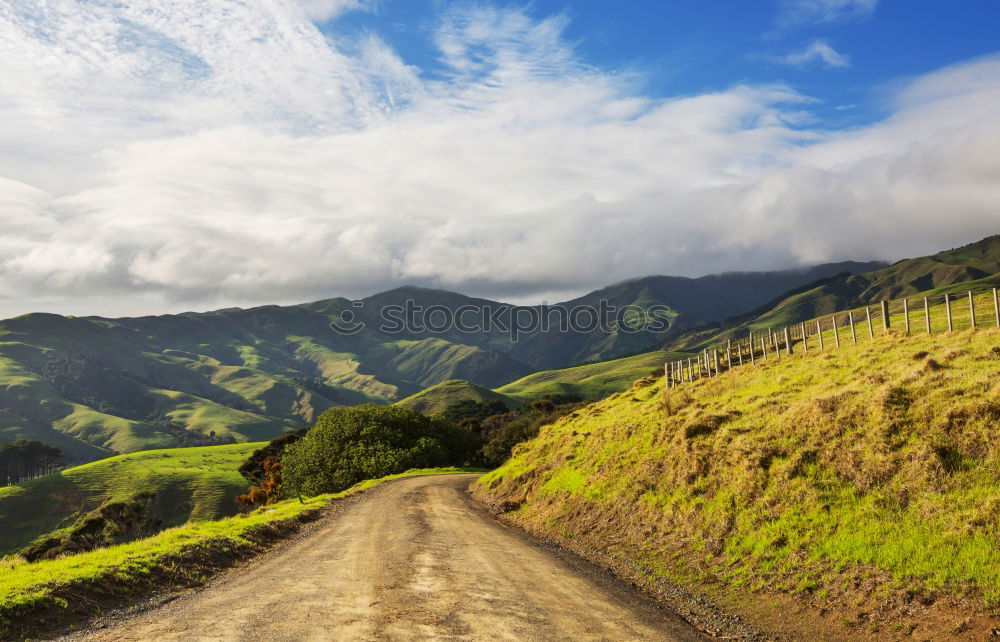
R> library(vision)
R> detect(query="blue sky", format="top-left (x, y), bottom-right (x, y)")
top-left (0, 0), bottom-right (998, 317)
top-left (329, 0), bottom-right (1000, 127)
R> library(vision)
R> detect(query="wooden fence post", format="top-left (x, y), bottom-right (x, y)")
top-left (784, 327), bottom-right (793, 356)
top-left (881, 300), bottom-right (890, 331)
top-left (816, 320), bottom-right (824, 349)
top-left (924, 297), bottom-right (931, 334)
top-left (903, 299), bottom-right (910, 335)
top-left (726, 340), bottom-right (733, 370)
top-left (849, 311), bottom-right (857, 343)
top-left (833, 316), bottom-right (840, 347)
top-left (994, 288), bottom-right (999, 328)
top-left (713, 349), bottom-right (720, 376)
top-left (946, 294), bottom-right (954, 332)
top-left (969, 291), bottom-right (976, 329)
top-left (866, 306), bottom-right (874, 339)
top-left (801, 322), bottom-right (808, 352)
top-left (762, 335), bottom-right (769, 361)
top-left (688, 357), bottom-right (693, 380)
top-left (748, 332), bottom-right (755, 365)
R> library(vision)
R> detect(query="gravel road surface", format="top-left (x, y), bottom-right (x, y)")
top-left (62, 474), bottom-right (704, 641)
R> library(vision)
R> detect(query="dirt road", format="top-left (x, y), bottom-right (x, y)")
top-left (64, 474), bottom-right (704, 641)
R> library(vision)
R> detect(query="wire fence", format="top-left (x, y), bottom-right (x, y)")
top-left (666, 286), bottom-right (1000, 387)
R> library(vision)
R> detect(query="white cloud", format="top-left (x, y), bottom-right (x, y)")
top-left (295, 0), bottom-right (375, 23)
top-left (777, 0), bottom-right (878, 27)
top-left (777, 40), bottom-right (851, 68)
top-left (0, 2), bottom-right (997, 317)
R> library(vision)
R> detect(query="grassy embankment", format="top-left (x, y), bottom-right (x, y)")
top-left (0, 467), bottom-right (478, 638)
top-left (0, 443), bottom-right (264, 555)
top-left (475, 326), bottom-right (1000, 637)
top-left (700, 270), bottom-right (1000, 351)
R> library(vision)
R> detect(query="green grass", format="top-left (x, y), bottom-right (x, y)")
top-left (497, 350), bottom-right (675, 400)
top-left (0, 467), bottom-right (479, 628)
top-left (397, 351), bottom-right (680, 414)
top-left (700, 281), bottom-right (1000, 358)
top-left (476, 327), bottom-right (1000, 607)
top-left (0, 443), bottom-right (266, 555)
top-left (699, 236), bottom-right (1000, 349)
top-left (395, 380), bottom-right (522, 414)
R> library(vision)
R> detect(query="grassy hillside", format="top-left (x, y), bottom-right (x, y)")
top-left (497, 350), bottom-right (673, 401)
top-left (395, 380), bottom-right (522, 415)
top-left (0, 442), bottom-right (264, 555)
top-left (0, 261), bottom-right (877, 461)
top-left (475, 327), bottom-right (1000, 637)
top-left (397, 350), bottom-right (679, 413)
top-left (708, 235), bottom-right (1000, 341)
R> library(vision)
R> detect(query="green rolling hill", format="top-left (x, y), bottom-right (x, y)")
top-left (396, 381), bottom-right (522, 415)
top-left (496, 350), bottom-right (674, 401)
top-left (400, 237), bottom-right (1000, 414)
top-left (0, 262), bottom-right (877, 462)
top-left (396, 350), bottom-right (683, 414)
top-left (0, 442), bottom-right (261, 556)
top-left (677, 235), bottom-right (1000, 350)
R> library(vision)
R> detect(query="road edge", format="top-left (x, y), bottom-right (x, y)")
top-left (466, 487), bottom-right (770, 641)
top-left (4, 469), bottom-right (480, 641)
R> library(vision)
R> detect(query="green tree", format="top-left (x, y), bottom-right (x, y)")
top-left (0, 440), bottom-right (64, 486)
top-left (238, 429), bottom-right (306, 486)
top-left (282, 405), bottom-right (480, 497)
top-left (442, 399), bottom-right (509, 423)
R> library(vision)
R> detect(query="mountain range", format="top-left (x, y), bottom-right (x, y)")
top-left (0, 260), bottom-right (882, 462)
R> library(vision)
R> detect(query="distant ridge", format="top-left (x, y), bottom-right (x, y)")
top-left (10, 237), bottom-right (1000, 463)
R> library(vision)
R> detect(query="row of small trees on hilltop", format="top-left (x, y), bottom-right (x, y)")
top-left (0, 440), bottom-right (64, 486)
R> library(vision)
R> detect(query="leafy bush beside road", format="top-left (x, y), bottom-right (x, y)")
top-left (282, 405), bottom-right (481, 496)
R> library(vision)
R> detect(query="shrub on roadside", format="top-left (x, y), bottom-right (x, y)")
top-left (238, 429), bottom-right (306, 486)
top-left (281, 405), bottom-right (480, 497)
top-left (480, 399), bottom-right (585, 466)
